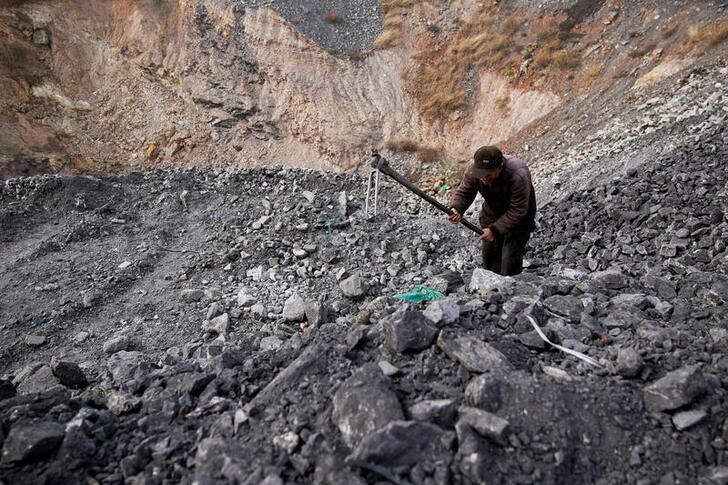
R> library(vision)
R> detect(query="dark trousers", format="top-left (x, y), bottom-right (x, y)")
top-left (481, 225), bottom-right (532, 276)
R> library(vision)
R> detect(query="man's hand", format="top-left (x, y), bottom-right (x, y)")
top-left (480, 228), bottom-right (496, 243)
top-left (446, 208), bottom-right (461, 224)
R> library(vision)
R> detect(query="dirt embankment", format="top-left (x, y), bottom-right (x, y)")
top-left (1, 0), bottom-right (726, 180)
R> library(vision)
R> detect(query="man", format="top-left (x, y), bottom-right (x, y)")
top-left (446, 145), bottom-right (536, 276)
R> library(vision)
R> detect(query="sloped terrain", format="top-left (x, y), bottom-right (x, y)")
top-left (1, 0), bottom-right (727, 179)
top-left (0, 120), bottom-right (726, 483)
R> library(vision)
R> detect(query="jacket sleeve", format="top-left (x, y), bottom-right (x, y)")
top-left (449, 174), bottom-right (478, 215)
top-left (490, 172), bottom-right (531, 236)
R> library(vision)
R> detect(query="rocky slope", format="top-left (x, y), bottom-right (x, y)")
top-left (0, 119), bottom-right (726, 483)
top-left (1, 0), bottom-right (727, 187)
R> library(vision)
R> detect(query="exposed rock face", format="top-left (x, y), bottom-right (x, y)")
top-left (10, 0), bottom-right (721, 182)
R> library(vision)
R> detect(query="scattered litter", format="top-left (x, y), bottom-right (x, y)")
top-left (526, 316), bottom-right (601, 368)
top-left (394, 285), bottom-right (445, 302)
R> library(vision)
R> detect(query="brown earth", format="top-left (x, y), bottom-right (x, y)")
top-left (0, 0), bottom-right (726, 182)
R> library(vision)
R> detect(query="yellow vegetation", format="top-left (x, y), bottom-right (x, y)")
top-left (385, 139), bottom-right (419, 152)
top-left (416, 147), bottom-right (441, 163)
top-left (689, 20), bottom-right (728, 47)
top-left (373, 29), bottom-right (403, 49)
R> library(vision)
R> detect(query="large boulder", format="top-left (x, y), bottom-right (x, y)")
top-left (381, 306), bottom-right (438, 352)
top-left (643, 365), bottom-right (707, 413)
top-left (332, 364), bottom-right (404, 449)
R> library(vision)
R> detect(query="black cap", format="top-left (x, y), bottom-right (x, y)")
top-left (468, 146), bottom-right (504, 178)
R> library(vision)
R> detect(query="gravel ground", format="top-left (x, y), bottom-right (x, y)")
top-left (0, 121), bottom-right (726, 483)
top-left (232, 0), bottom-right (383, 54)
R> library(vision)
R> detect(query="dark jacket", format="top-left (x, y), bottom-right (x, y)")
top-left (450, 155), bottom-right (536, 236)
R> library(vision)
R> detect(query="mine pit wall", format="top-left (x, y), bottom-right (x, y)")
top-left (1, 0), bottom-right (567, 178)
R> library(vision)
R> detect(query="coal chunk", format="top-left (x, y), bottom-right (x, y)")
top-left (1, 421), bottom-right (65, 464)
top-left (349, 420), bottom-right (454, 467)
top-left (381, 306), bottom-right (438, 352)
top-left (51, 360), bottom-right (88, 389)
top-left (332, 363), bottom-right (404, 448)
top-left (643, 365), bottom-right (707, 413)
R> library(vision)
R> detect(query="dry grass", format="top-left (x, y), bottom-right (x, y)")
top-left (495, 94), bottom-right (510, 114)
top-left (534, 17), bottom-right (561, 42)
top-left (552, 49), bottom-right (581, 68)
top-left (385, 139), bottom-right (419, 152)
top-left (373, 29), bottom-right (403, 49)
top-left (291, 18), bottom-right (301, 25)
top-left (416, 147), bottom-right (441, 163)
top-left (373, 0), bottom-right (414, 50)
top-left (436, 159), bottom-right (462, 186)
top-left (661, 25), bottom-right (678, 39)
top-left (383, 15), bottom-right (403, 29)
top-left (584, 65), bottom-right (601, 79)
top-left (323, 12), bottom-right (343, 23)
top-left (627, 42), bottom-right (658, 58)
top-left (689, 20), bottom-right (728, 47)
top-left (403, 7), bottom-right (528, 118)
top-left (502, 15), bottom-right (524, 36)
top-left (381, 0), bottom-right (414, 9)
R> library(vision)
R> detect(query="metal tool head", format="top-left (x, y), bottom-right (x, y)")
top-left (370, 149), bottom-right (390, 172)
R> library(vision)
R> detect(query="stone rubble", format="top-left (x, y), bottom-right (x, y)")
top-left (0, 121), bottom-right (726, 483)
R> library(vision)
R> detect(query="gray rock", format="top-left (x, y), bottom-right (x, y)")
top-left (346, 326), bottom-right (366, 351)
top-left (73, 331), bottom-right (90, 344)
top-left (409, 399), bottom-right (457, 428)
top-left (349, 420), bottom-right (453, 467)
top-left (590, 270), bottom-right (628, 290)
top-left (423, 298), bottom-right (460, 327)
top-left (103, 335), bottom-right (131, 354)
top-left (16, 365), bottom-right (60, 395)
top-left (181, 289), bottom-right (205, 302)
top-left (106, 391), bottom-right (142, 415)
top-left (672, 409), bottom-right (708, 431)
top-left (332, 363), bottom-right (404, 448)
top-left (24, 335), bottom-right (47, 347)
top-left (207, 302), bottom-right (225, 320)
top-left (543, 295), bottom-right (583, 323)
top-left (340, 273), bottom-right (366, 298)
top-left (611, 293), bottom-right (649, 310)
top-left (283, 294), bottom-right (306, 322)
top-left (377, 361), bottom-right (399, 376)
top-left (337, 191), bottom-right (349, 216)
top-left (236, 288), bottom-right (256, 307)
top-left (304, 301), bottom-right (326, 325)
top-left (642, 274), bottom-right (677, 299)
top-left (195, 438), bottom-right (245, 478)
top-left (106, 351), bottom-right (143, 385)
top-left (251, 303), bottom-right (266, 318)
top-left (437, 330), bottom-right (513, 373)
top-left (458, 406), bottom-right (510, 445)
top-left (12, 362), bottom-right (43, 386)
top-left (0, 380), bottom-right (15, 401)
top-left (245, 344), bottom-right (324, 413)
top-left (260, 336), bottom-right (284, 351)
top-left (203, 313), bottom-right (230, 336)
top-left (470, 269), bottom-right (514, 293)
top-left (166, 371), bottom-right (215, 396)
top-left (50, 360), bottom-right (88, 388)
top-left (616, 348), bottom-right (644, 378)
top-left (273, 431), bottom-right (300, 454)
top-left (702, 466), bottom-right (728, 485)
top-left (643, 365), bottom-right (707, 413)
top-left (465, 374), bottom-right (503, 412)
top-left (381, 306), bottom-right (438, 353)
top-left (1, 422), bottom-right (65, 464)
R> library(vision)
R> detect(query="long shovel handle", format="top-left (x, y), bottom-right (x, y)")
top-left (371, 151), bottom-right (483, 236)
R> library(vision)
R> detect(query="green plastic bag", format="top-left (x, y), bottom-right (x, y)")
top-left (394, 285), bottom-right (445, 302)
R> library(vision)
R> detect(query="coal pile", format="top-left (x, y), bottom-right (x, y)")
top-left (0, 127), bottom-right (727, 484)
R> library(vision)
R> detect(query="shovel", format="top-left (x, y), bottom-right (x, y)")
top-left (369, 150), bottom-right (483, 235)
